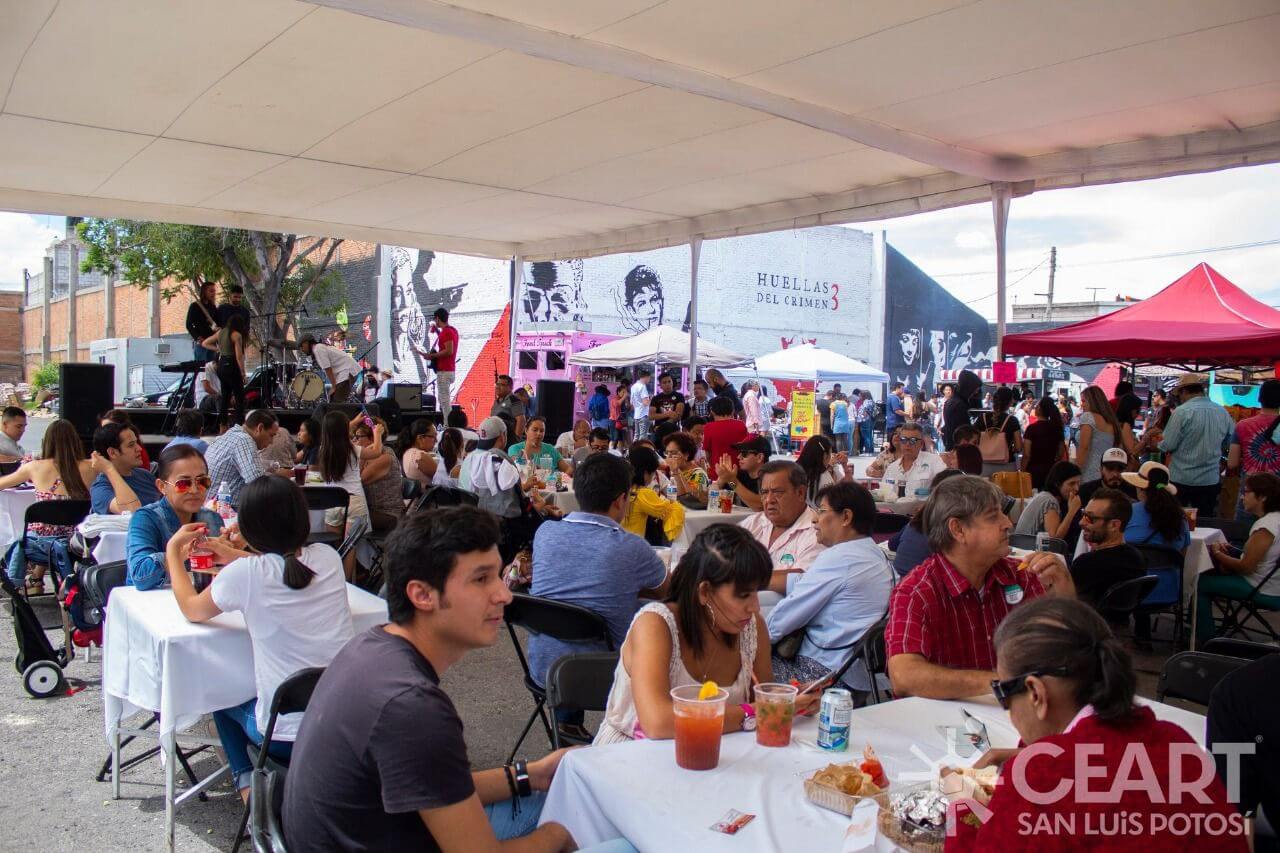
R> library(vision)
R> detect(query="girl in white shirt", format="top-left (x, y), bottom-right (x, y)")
top-left (164, 476), bottom-right (353, 800)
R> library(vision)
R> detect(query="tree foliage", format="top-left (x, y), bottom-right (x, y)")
top-left (77, 220), bottom-right (345, 346)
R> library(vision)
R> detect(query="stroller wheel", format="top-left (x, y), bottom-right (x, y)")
top-left (22, 661), bottom-right (64, 698)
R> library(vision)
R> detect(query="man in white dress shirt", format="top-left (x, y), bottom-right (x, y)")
top-left (882, 422), bottom-right (946, 498)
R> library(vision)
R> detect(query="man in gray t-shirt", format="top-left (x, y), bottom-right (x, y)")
top-left (489, 373), bottom-right (526, 437)
top-left (529, 453), bottom-right (667, 731)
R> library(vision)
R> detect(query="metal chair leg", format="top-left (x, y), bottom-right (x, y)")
top-left (508, 701), bottom-right (550, 764)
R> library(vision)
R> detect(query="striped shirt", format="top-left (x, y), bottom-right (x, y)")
top-left (205, 426), bottom-right (267, 509)
top-left (1157, 395), bottom-right (1235, 486)
top-left (885, 553), bottom-right (1045, 671)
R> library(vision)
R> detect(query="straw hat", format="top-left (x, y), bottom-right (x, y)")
top-left (1121, 461), bottom-right (1177, 495)
top-left (1171, 372), bottom-right (1208, 394)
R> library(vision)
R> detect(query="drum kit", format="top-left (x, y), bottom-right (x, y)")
top-left (266, 339), bottom-right (327, 408)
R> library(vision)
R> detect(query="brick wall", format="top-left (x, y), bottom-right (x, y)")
top-left (0, 291), bottom-right (21, 383)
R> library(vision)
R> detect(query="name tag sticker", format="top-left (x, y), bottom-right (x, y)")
top-left (780, 554), bottom-right (796, 568)
top-left (1004, 584), bottom-right (1024, 605)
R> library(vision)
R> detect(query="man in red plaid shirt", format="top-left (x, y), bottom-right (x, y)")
top-left (886, 476), bottom-right (1075, 699)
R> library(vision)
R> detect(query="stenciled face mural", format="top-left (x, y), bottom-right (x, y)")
top-left (389, 248), bottom-right (467, 385)
top-left (522, 260), bottom-right (585, 324)
top-left (616, 264), bottom-right (665, 333)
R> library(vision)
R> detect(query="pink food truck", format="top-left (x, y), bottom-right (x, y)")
top-left (512, 329), bottom-right (625, 423)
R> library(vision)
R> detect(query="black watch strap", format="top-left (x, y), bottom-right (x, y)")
top-left (513, 759), bottom-right (532, 797)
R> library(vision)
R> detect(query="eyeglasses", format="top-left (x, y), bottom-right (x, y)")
top-left (162, 475), bottom-right (212, 493)
top-left (664, 450), bottom-right (684, 458)
top-left (899, 437), bottom-right (922, 445)
top-left (990, 666), bottom-right (1069, 709)
top-left (1079, 511), bottom-right (1115, 524)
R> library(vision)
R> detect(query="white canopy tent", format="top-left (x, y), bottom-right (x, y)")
top-left (567, 324), bottom-right (750, 369)
top-left (4, 0), bottom-right (1280, 380)
top-left (733, 343), bottom-right (889, 384)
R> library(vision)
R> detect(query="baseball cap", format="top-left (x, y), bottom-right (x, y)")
top-left (1101, 448), bottom-right (1128, 467)
top-left (477, 416), bottom-right (507, 441)
top-left (732, 436), bottom-right (772, 455)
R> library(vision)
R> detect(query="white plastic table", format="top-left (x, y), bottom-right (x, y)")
top-left (102, 584), bottom-right (388, 851)
top-left (674, 507), bottom-right (754, 549)
top-left (0, 487), bottom-right (38, 551)
top-left (539, 695), bottom-right (1206, 852)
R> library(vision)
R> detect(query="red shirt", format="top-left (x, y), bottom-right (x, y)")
top-left (948, 706), bottom-right (1247, 852)
top-left (885, 553), bottom-right (1045, 671)
top-left (701, 418), bottom-right (749, 467)
top-left (434, 325), bottom-right (459, 372)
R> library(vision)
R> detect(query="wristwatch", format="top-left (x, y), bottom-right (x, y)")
top-left (739, 703), bottom-right (757, 732)
top-left (513, 758), bottom-right (532, 797)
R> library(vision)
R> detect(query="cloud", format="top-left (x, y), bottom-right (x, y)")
top-left (0, 213), bottom-right (61, 289)
top-left (851, 162), bottom-right (1280, 317)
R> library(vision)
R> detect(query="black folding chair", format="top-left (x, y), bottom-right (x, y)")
top-left (300, 486), bottom-right (348, 548)
top-left (1202, 637), bottom-right (1280, 660)
top-left (1197, 517), bottom-right (1252, 550)
top-left (413, 484), bottom-right (478, 513)
top-left (401, 478), bottom-right (423, 503)
top-left (21, 499), bottom-right (91, 598)
top-left (1096, 575), bottom-right (1159, 619)
top-left (825, 615), bottom-right (890, 703)
top-left (872, 513), bottom-right (910, 536)
top-left (504, 594), bottom-right (613, 762)
top-left (1206, 561), bottom-right (1280, 645)
top-left (248, 768), bottom-right (288, 853)
top-left (545, 652), bottom-right (620, 749)
top-left (233, 667), bottom-right (325, 853)
top-left (1156, 651), bottom-right (1250, 706)
top-left (1133, 544), bottom-right (1186, 648)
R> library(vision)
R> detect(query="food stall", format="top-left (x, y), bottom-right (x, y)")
top-left (512, 328), bottom-right (624, 423)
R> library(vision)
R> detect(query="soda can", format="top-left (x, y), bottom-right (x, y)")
top-left (817, 688), bottom-right (853, 751)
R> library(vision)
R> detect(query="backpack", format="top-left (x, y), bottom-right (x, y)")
top-left (979, 414), bottom-right (1014, 464)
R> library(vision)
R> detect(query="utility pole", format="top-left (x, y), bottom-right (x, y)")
top-left (1034, 246), bottom-right (1058, 323)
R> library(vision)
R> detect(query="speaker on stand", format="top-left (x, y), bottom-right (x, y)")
top-left (535, 379), bottom-right (575, 443)
top-left (59, 363), bottom-right (115, 440)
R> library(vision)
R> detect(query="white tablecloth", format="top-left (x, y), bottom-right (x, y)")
top-left (539, 695), bottom-right (1206, 852)
top-left (0, 488), bottom-right (38, 551)
top-left (674, 508), bottom-right (754, 549)
top-left (102, 584), bottom-right (388, 743)
top-left (94, 530), bottom-right (128, 565)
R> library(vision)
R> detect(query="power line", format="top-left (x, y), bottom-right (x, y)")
top-left (931, 236), bottom-right (1280, 279)
top-left (961, 252), bottom-right (1050, 306)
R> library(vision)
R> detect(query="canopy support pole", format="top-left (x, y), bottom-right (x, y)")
top-left (508, 255), bottom-right (522, 378)
top-left (992, 183), bottom-right (1012, 360)
top-left (688, 236), bottom-right (703, 389)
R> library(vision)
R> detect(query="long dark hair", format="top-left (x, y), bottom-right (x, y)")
top-left (995, 597), bottom-right (1136, 721)
top-left (317, 410), bottom-right (354, 483)
top-left (398, 417), bottom-right (435, 462)
top-left (628, 446), bottom-right (661, 486)
top-left (237, 476), bottom-right (316, 590)
top-left (666, 524), bottom-right (772, 657)
top-left (1034, 396), bottom-right (1064, 439)
top-left (1140, 465), bottom-right (1186, 543)
top-left (42, 419), bottom-right (89, 501)
top-left (796, 435), bottom-right (832, 502)
top-left (438, 427), bottom-right (464, 473)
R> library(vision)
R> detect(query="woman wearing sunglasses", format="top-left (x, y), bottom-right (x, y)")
top-left (952, 597), bottom-right (1245, 851)
top-left (124, 444), bottom-right (225, 590)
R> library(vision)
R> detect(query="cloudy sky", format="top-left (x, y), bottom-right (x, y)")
top-left (1, 162), bottom-right (1278, 313)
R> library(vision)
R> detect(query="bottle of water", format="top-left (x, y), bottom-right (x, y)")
top-left (707, 482), bottom-right (721, 512)
top-left (216, 482), bottom-right (234, 521)
top-left (664, 479), bottom-right (678, 501)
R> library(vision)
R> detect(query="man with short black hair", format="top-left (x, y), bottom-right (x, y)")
top-left (648, 372), bottom-right (685, 443)
top-left (426, 307), bottom-right (458, 415)
top-left (685, 378), bottom-right (713, 424)
top-left (1070, 487), bottom-right (1143, 609)
top-left (205, 409), bottom-right (287, 509)
top-left (571, 428), bottom-right (612, 468)
top-left (629, 368), bottom-right (653, 441)
top-left (90, 422), bottom-right (161, 514)
top-left (702, 394), bottom-right (749, 467)
top-left (713, 434), bottom-right (769, 511)
top-left (163, 409), bottom-right (209, 455)
top-left (0, 406), bottom-right (27, 463)
top-left (283, 507), bottom-right (590, 852)
top-left (740, 460), bottom-right (824, 573)
top-left (530, 453), bottom-right (667, 735)
top-left (300, 334), bottom-right (360, 403)
top-left (885, 382), bottom-right (907, 433)
top-left (216, 284), bottom-right (251, 329)
top-left (490, 374), bottom-right (526, 438)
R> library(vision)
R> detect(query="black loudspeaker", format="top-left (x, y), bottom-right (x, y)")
top-left (59, 363), bottom-right (114, 438)
top-left (390, 383), bottom-right (421, 409)
top-left (536, 379), bottom-right (575, 442)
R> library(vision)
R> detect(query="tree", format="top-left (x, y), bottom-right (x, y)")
top-left (77, 220), bottom-right (345, 349)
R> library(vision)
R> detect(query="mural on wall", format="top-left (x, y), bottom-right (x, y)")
top-left (615, 264), bottom-right (666, 333)
top-left (883, 245), bottom-right (994, 394)
top-left (522, 260), bottom-right (585, 324)
top-left (389, 248), bottom-right (469, 386)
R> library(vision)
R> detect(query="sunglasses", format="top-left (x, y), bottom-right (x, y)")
top-left (990, 666), bottom-right (1069, 709)
top-left (899, 437), bottom-right (922, 445)
top-left (1079, 511), bottom-right (1115, 524)
top-left (162, 475), bottom-right (212, 493)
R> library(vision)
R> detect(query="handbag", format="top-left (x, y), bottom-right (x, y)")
top-left (979, 414), bottom-right (1013, 464)
top-left (773, 628), bottom-right (806, 661)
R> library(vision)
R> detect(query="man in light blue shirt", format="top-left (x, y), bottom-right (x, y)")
top-left (766, 481), bottom-right (893, 697)
top-left (1157, 374), bottom-right (1235, 517)
top-left (529, 452), bottom-right (667, 734)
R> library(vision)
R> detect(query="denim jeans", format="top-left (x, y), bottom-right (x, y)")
top-left (5, 535), bottom-right (73, 585)
top-left (633, 417), bottom-right (650, 442)
top-left (211, 698), bottom-right (293, 790)
top-left (486, 791), bottom-right (638, 851)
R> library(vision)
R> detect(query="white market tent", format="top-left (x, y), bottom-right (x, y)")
top-left (568, 324), bottom-right (750, 368)
top-left (4, 0), bottom-right (1280, 376)
top-left (738, 343), bottom-right (889, 384)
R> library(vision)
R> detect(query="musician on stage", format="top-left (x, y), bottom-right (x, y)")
top-left (186, 281), bottom-right (219, 364)
top-left (426, 307), bottom-right (458, 414)
top-left (216, 284), bottom-right (252, 329)
top-left (299, 335), bottom-right (360, 403)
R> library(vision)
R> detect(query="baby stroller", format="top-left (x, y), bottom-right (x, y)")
top-left (2, 572), bottom-right (72, 697)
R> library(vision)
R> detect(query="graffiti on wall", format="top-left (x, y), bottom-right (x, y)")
top-left (389, 247), bottom-right (468, 386)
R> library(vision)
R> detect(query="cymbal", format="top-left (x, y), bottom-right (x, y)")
top-left (267, 338), bottom-right (299, 350)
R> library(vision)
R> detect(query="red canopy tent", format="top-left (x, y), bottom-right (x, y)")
top-left (1002, 263), bottom-right (1280, 370)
